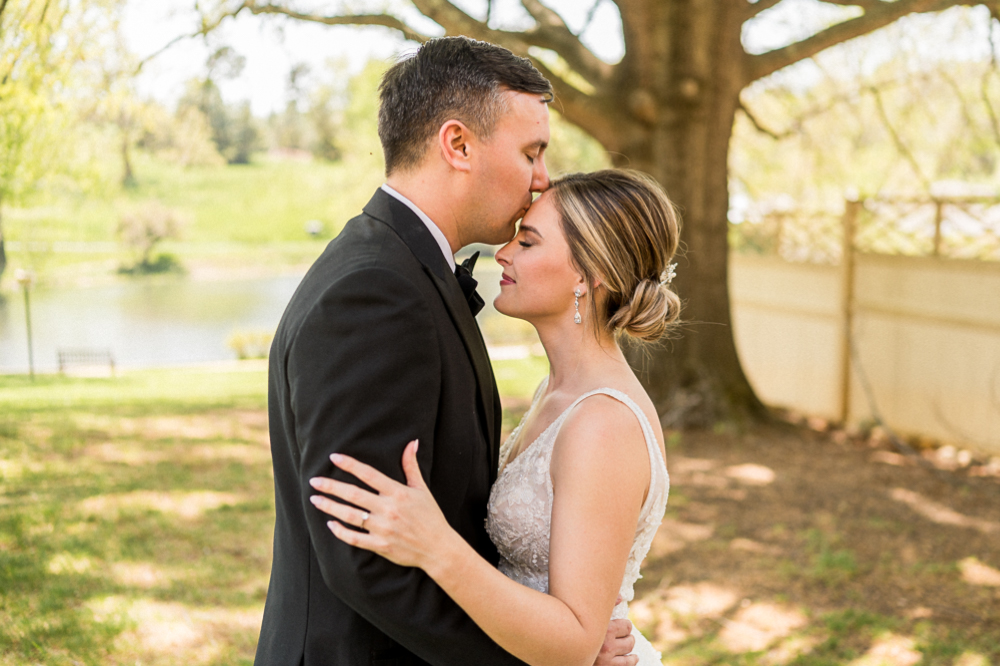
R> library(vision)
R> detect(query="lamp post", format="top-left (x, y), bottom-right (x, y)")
top-left (14, 269), bottom-right (34, 380)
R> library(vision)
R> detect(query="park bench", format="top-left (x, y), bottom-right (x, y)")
top-left (57, 348), bottom-right (116, 377)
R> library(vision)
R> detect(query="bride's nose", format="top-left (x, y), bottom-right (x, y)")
top-left (495, 244), bottom-right (513, 267)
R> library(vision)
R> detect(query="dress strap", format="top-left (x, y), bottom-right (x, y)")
top-left (559, 389), bottom-right (660, 461)
top-left (554, 388), bottom-right (669, 509)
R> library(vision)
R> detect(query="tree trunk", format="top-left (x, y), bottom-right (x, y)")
top-left (0, 204), bottom-right (6, 290)
top-left (121, 132), bottom-right (136, 188)
top-left (588, 0), bottom-right (769, 427)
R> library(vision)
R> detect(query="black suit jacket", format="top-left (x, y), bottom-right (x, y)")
top-left (255, 189), bottom-right (526, 666)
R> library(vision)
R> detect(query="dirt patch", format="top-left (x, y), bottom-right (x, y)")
top-left (633, 425), bottom-right (1000, 662)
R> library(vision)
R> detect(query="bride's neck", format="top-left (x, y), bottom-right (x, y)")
top-left (534, 316), bottom-right (627, 393)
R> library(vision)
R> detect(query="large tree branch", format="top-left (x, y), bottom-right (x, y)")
top-left (243, 3), bottom-right (432, 42)
top-left (748, 0), bottom-right (987, 82)
top-left (529, 57), bottom-right (621, 148)
top-left (519, 0), bottom-right (612, 80)
top-left (408, 0), bottom-right (612, 84)
top-left (225, 0), bottom-right (613, 86)
top-left (167, 0), bottom-right (618, 120)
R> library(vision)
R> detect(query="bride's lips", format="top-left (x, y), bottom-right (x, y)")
top-left (500, 273), bottom-right (516, 286)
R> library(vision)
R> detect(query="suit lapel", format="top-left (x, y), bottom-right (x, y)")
top-left (363, 190), bottom-right (498, 467)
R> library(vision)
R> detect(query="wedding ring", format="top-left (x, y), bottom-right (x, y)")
top-left (360, 512), bottom-right (370, 531)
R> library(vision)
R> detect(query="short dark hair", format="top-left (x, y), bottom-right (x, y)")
top-left (378, 37), bottom-right (552, 174)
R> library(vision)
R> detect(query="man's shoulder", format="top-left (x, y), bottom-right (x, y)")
top-left (282, 213), bottom-right (433, 319)
top-left (307, 213), bottom-right (421, 282)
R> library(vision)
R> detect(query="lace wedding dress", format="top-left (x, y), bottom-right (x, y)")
top-left (486, 379), bottom-right (669, 665)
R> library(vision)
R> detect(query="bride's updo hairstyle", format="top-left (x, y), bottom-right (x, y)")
top-left (549, 169), bottom-right (681, 342)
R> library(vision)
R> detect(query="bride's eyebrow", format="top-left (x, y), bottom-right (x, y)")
top-left (519, 224), bottom-right (543, 238)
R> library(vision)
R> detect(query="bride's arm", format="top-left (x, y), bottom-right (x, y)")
top-left (309, 397), bottom-right (649, 666)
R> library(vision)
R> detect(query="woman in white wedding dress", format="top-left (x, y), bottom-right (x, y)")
top-left (310, 169), bottom-right (679, 666)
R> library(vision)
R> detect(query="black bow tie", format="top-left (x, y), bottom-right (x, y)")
top-left (454, 251), bottom-right (485, 316)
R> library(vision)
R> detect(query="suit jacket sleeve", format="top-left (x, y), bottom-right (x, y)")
top-left (287, 266), bottom-right (525, 666)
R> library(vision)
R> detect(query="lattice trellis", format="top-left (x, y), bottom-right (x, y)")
top-left (731, 196), bottom-right (1000, 264)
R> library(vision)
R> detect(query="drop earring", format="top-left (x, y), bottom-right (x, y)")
top-left (574, 289), bottom-right (582, 324)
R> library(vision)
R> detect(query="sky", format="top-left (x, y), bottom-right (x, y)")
top-left (122, 0), bottom-right (998, 117)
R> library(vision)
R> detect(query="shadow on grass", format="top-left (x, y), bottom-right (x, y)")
top-left (0, 369), bottom-right (272, 666)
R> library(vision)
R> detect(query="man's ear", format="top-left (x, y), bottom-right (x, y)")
top-left (439, 120), bottom-right (473, 173)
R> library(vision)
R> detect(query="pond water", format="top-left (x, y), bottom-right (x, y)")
top-left (0, 263), bottom-right (510, 373)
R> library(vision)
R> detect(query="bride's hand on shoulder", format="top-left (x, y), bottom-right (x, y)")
top-left (308, 440), bottom-right (456, 572)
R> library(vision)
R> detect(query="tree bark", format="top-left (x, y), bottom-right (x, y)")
top-left (600, 0), bottom-right (769, 426)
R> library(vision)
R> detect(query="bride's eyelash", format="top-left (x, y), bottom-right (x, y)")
top-left (518, 241), bottom-right (532, 248)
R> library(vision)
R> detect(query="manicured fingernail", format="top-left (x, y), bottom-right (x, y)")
top-left (309, 478), bottom-right (320, 488)
top-left (413, 439), bottom-right (419, 452)
top-left (327, 520), bottom-right (337, 531)
top-left (331, 453), bottom-right (343, 463)
top-left (309, 495), bottom-right (320, 505)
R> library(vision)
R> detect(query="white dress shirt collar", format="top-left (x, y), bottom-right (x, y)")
top-left (381, 184), bottom-right (455, 268)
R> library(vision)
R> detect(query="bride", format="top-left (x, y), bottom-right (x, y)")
top-left (309, 169), bottom-right (680, 666)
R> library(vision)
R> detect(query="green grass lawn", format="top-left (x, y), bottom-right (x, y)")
top-left (5, 360), bottom-right (995, 666)
top-left (0, 359), bottom-right (547, 665)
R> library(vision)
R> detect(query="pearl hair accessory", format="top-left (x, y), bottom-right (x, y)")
top-left (659, 263), bottom-right (678, 287)
top-left (573, 289), bottom-right (582, 324)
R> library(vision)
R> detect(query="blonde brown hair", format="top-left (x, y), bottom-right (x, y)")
top-left (549, 169), bottom-right (681, 342)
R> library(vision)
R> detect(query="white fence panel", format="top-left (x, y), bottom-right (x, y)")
top-left (729, 253), bottom-right (1000, 454)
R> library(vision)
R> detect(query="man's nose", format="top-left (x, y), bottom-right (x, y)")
top-left (531, 156), bottom-right (550, 193)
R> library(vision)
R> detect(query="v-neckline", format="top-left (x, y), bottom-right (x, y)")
top-left (499, 378), bottom-right (559, 476)
top-left (499, 410), bottom-right (564, 477)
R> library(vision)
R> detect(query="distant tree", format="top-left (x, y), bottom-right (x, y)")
top-left (84, 28), bottom-right (148, 188)
top-left (229, 101), bottom-right (263, 164)
top-left (0, 0), bottom-right (118, 288)
top-left (307, 83), bottom-right (343, 161)
top-left (178, 47), bottom-right (261, 164)
top-left (116, 202), bottom-right (185, 273)
top-left (303, 60), bottom-right (351, 162)
top-left (270, 63), bottom-right (312, 151)
top-left (138, 103), bottom-right (227, 167)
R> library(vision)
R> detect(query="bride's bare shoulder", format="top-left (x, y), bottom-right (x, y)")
top-left (550, 393), bottom-right (650, 482)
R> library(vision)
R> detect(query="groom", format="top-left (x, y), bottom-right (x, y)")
top-left (256, 37), bottom-right (638, 666)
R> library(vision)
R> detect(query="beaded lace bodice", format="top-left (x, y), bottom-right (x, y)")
top-left (485, 379), bottom-right (669, 621)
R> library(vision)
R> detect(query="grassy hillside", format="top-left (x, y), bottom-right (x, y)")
top-left (5, 151), bottom-right (386, 247)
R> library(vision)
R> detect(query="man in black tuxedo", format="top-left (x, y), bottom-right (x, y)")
top-left (256, 37), bottom-right (638, 666)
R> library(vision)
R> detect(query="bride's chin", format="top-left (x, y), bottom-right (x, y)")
top-left (493, 296), bottom-right (511, 317)
top-left (493, 296), bottom-right (524, 321)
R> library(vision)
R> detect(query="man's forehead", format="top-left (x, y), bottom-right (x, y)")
top-left (504, 90), bottom-right (551, 115)
top-left (502, 91), bottom-right (550, 136)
